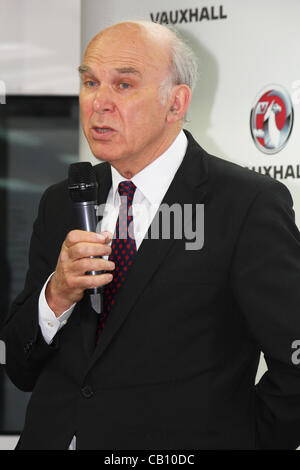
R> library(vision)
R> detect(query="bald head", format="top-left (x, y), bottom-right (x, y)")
top-left (86, 21), bottom-right (175, 62)
top-left (83, 21), bottom-right (198, 97)
top-left (88, 21), bottom-right (175, 44)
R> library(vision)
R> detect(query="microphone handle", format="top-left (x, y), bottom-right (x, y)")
top-left (73, 200), bottom-right (98, 232)
top-left (73, 201), bottom-right (105, 297)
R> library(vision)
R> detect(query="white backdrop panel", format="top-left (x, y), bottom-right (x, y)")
top-left (0, 0), bottom-right (80, 95)
top-left (80, 0), bottom-right (300, 225)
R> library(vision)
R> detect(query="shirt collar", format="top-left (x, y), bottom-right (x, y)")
top-left (110, 130), bottom-right (188, 206)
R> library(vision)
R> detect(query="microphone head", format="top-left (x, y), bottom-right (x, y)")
top-left (68, 162), bottom-right (98, 202)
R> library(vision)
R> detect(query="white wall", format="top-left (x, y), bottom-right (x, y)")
top-left (0, 0), bottom-right (81, 95)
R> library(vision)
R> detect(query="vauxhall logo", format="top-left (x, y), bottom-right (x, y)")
top-left (250, 85), bottom-right (294, 155)
top-left (150, 5), bottom-right (227, 24)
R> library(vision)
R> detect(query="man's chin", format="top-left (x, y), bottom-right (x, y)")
top-left (91, 150), bottom-right (123, 164)
top-left (87, 142), bottom-right (115, 161)
top-left (87, 141), bottom-right (130, 166)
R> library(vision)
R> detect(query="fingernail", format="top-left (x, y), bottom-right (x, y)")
top-left (96, 233), bottom-right (105, 241)
top-left (102, 231), bottom-right (113, 240)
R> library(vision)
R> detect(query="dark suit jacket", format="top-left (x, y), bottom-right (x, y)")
top-left (1, 130), bottom-right (300, 450)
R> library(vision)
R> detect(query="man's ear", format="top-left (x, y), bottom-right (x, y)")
top-left (166, 85), bottom-right (192, 123)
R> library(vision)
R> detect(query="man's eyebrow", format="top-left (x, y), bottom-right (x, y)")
top-left (78, 65), bottom-right (142, 77)
top-left (115, 67), bottom-right (141, 77)
top-left (78, 65), bottom-right (93, 75)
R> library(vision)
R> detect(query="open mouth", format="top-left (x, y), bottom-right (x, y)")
top-left (93, 126), bottom-right (114, 134)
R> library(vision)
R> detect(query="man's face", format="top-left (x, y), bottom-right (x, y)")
top-left (79, 25), bottom-right (175, 171)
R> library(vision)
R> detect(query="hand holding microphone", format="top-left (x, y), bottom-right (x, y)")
top-left (45, 163), bottom-right (114, 317)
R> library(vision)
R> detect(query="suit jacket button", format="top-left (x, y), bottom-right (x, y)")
top-left (23, 342), bottom-right (32, 353)
top-left (81, 386), bottom-right (94, 398)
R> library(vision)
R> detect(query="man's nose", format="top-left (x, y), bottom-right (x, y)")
top-left (93, 85), bottom-right (115, 114)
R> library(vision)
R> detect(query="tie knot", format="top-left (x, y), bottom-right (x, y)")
top-left (118, 181), bottom-right (136, 203)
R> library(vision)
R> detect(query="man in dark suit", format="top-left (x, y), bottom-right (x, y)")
top-left (1, 21), bottom-right (300, 450)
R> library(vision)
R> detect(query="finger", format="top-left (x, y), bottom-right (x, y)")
top-left (68, 242), bottom-right (112, 260)
top-left (72, 258), bottom-right (115, 274)
top-left (99, 231), bottom-right (113, 243)
top-left (64, 230), bottom-right (111, 248)
top-left (75, 272), bottom-right (114, 289)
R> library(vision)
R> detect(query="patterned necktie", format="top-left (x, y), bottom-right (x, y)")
top-left (96, 181), bottom-right (137, 339)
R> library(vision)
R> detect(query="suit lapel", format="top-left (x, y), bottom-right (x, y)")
top-left (82, 131), bottom-right (209, 376)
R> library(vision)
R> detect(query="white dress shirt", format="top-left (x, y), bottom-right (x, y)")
top-left (38, 129), bottom-right (188, 449)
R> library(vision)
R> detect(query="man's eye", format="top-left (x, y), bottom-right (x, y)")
top-left (119, 83), bottom-right (131, 90)
top-left (84, 80), bottom-right (97, 87)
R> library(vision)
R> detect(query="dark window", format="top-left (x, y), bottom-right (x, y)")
top-left (0, 96), bottom-right (79, 433)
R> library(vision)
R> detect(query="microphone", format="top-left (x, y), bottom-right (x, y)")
top-left (68, 162), bottom-right (103, 314)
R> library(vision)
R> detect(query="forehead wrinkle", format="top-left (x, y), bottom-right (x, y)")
top-left (83, 50), bottom-right (165, 82)
top-left (84, 27), bottom-right (171, 78)
top-left (85, 43), bottom-right (148, 64)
